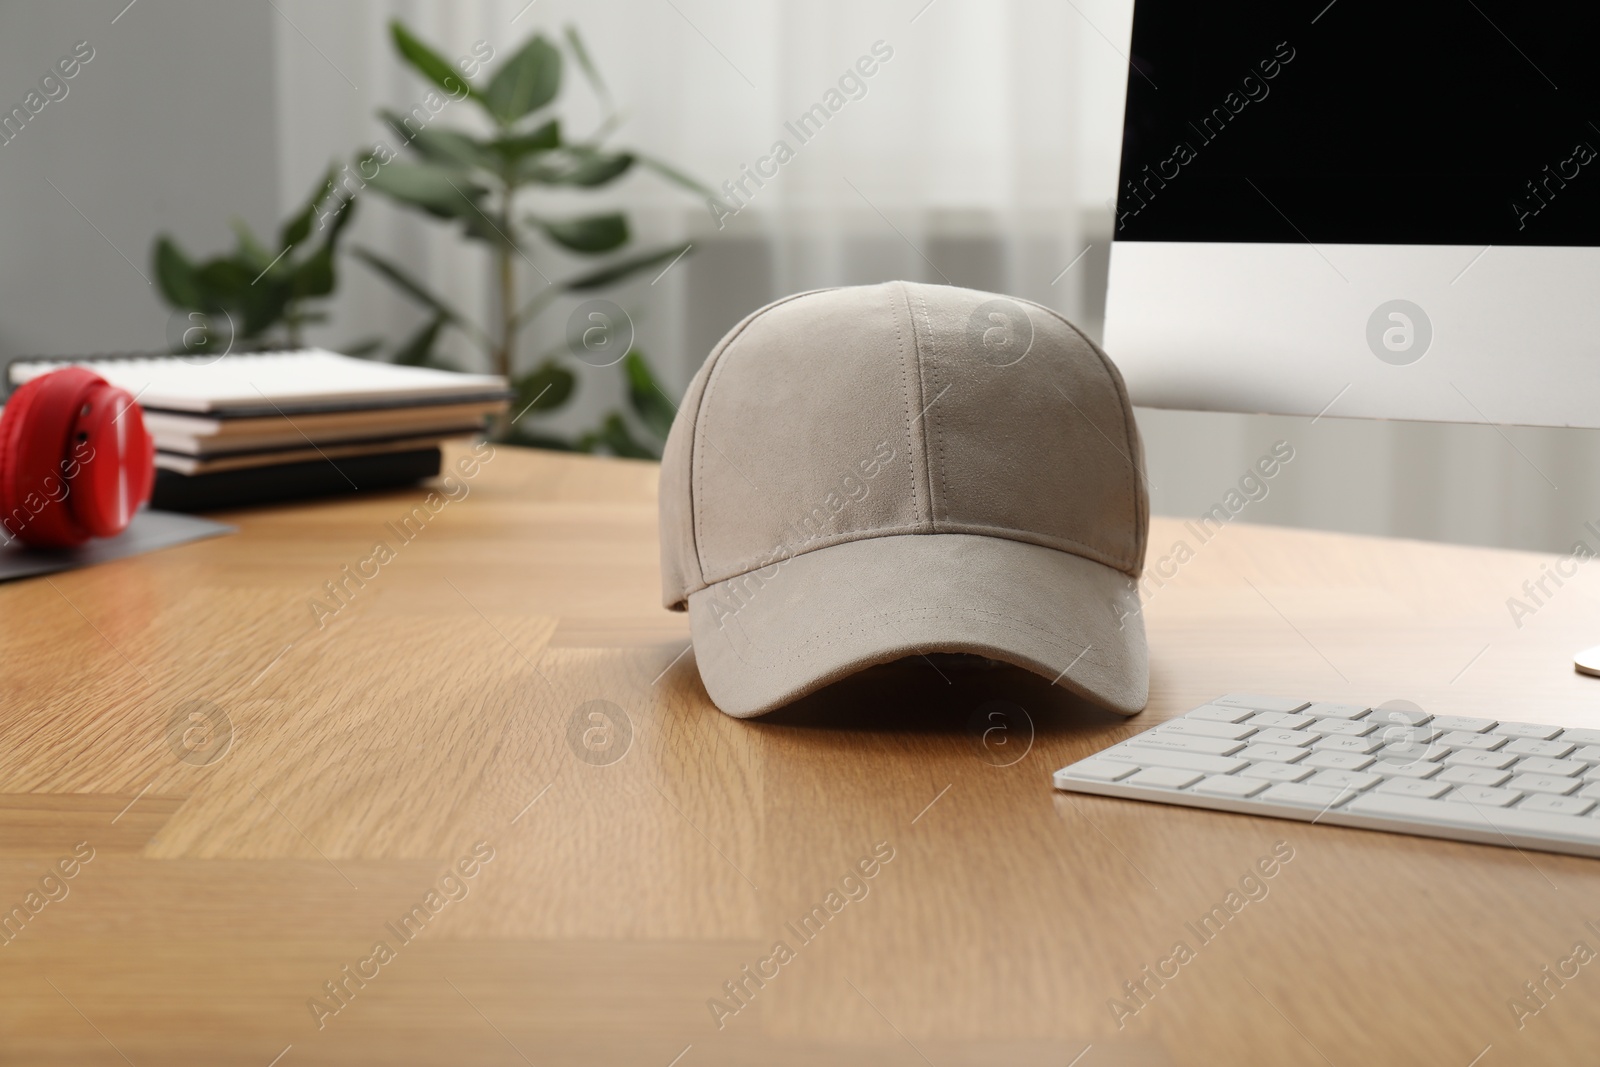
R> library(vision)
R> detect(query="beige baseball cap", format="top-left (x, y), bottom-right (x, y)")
top-left (659, 280), bottom-right (1149, 718)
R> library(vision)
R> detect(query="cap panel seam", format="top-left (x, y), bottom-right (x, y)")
top-left (702, 520), bottom-right (1138, 587)
top-left (688, 287), bottom-right (843, 595)
top-left (892, 282), bottom-right (926, 528)
top-left (703, 520), bottom-right (928, 588)
top-left (898, 282), bottom-right (933, 530)
top-left (932, 521), bottom-right (1138, 574)
top-left (915, 291), bottom-right (949, 532)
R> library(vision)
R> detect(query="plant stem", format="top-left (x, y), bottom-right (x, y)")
top-left (493, 175), bottom-right (516, 437)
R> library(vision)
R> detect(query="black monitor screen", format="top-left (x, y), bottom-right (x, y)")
top-left (1115, 0), bottom-right (1600, 244)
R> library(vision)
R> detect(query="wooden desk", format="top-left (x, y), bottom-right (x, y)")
top-left (3, 441), bottom-right (1599, 1065)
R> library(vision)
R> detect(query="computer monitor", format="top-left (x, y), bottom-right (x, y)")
top-left (1104, 0), bottom-right (1600, 428)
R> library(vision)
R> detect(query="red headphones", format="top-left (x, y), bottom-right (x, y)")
top-left (0, 367), bottom-right (154, 548)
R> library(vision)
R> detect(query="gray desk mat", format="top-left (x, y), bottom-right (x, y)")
top-left (0, 509), bottom-right (234, 581)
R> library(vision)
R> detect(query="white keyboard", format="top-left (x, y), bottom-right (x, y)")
top-left (1054, 694), bottom-right (1600, 859)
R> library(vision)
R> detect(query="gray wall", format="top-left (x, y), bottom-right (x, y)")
top-left (0, 0), bottom-right (278, 358)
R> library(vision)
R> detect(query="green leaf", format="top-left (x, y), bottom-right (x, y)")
top-left (564, 25), bottom-right (612, 109)
top-left (230, 220), bottom-right (274, 272)
top-left (513, 360), bottom-right (576, 416)
top-left (350, 247), bottom-right (468, 326)
top-left (193, 259), bottom-right (253, 306)
top-left (392, 313), bottom-right (454, 368)
top-left (530, 212), bottom-right (628, 254)
top-left (290, 243), bottom-right (336, 299)
top-left (280, 197), bottom-right (318, 251)
top-left (635, 153), bottom-right (720, 202)
top-left (323, 190), bottom-right (358, 241)
top-left (562, 243), bottom-right (691, 291)
top-left (488, 119), bottom-right (560, 164)
top-left (153, 238), bottom-right (205, 309)
top-left (390, 20), bottom-right (479, 103)
top-left (362, 159), bottom-right (486, 220)
top-left (379, 110), bottom-right (488, 171)
top-left (280, 165), bottom-right (338, 249)
top-left (521, 146), bottom-right (633, 186)
top-left (205, 259), bottom-right (289, 338)
top-left (460, 212), bottom-right (519, 251)
top-left (484, 34), bottom-right (561, 124)
top-left (576, 411), bottom-right (657, 459)
top-left (339, 336), bottom-right (385, 357)
top-left (623, 350), bottom-right (676, 439)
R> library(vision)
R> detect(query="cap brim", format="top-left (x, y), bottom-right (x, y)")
top-left (687, 533), bottom-right (1148, 718)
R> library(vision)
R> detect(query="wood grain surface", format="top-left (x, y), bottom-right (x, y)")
top-left (3, 440), bottom-right (1599, 1065)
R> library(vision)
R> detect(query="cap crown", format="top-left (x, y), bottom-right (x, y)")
top-left (660, 281), bottom-right (1147, 609)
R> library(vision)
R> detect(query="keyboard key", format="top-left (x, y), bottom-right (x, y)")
top-left (1306, 718), bottom-right (1376, 737)
top-left (1213, 694), bottom-right (1310, 713)
top-left (1573, 746), bottom-right (1600, 763)
top-left (1238, 743), bottom-right (1308, 763)
top-left (1128, 767), bottom-right (1203, 789)
top-left (1128, 733), bottom-right (1247, 757)
top-left (1375, 777), bottom-right (1450, 798)
top-left (1188, 705), bottom-right (1256, 724)
top-left (1301, 750), bottom-right (1375, 771)
top-left (1580, 783), bottom-right (1600, 801)
top-left (1306, 770), bottom-right (1381, 792)
top-left (1507, 774), bottom-right (1581, 796)
top-left (1058, 760), bottom-right (1138, 783)
top-left (1371, 759), bottom-right (1442, 779)
top-left (1246, 711), bottom-right (1315, 730)
top-left (1444, 786), bottom-right (1522, 807)
top-left (1241, 761), bottom-right (1314, 782)
top-left (1259, 783), bottom-right (1355, 809)
top-left (1191, 775), bottom-right (1269, 798)
top-left (1431, 716), bottom-right (1495, 733)
top-left (1556, 728), bottom-right (1600, 746)
top-left (1443, 750), bottom-right (1517, 770)
top-left (1158, 719), bottom-right (1258, 741)
top-left (1371, 725), bottom-right (1442, 746)
top-left (1366, 707), bottom-right (1432, 727)
top-left (1517, 794), bottom-right (1595, 816)
top-left (1343, 792), bottom-right (1600, 844)
top-left (1250, 728), bottom-right (1316, 747)
top-left (1512, 757), bottom-right (1587, 777)
top-left (1312, 735), bottom-right (1382, 755)
top-left (1495, 721), bottom-right (1563, 740)
top-left (1303, 702), bottom-right (1371, 719)
top-left (1440, 731), bottom-right (1506, 751)
top-left (1114, 745), bottom-right (1249, 775)
top-left (1438, 765), bottom-right (1512, 787)
top-left (1505, 738), bottom-right (1576, 759)
top-left (1376, 742), bottom-right (1448, 762)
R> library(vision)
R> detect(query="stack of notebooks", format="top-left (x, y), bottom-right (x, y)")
top-left (5, 349), bottom-right (510, 511)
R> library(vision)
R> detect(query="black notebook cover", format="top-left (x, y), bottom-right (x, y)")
top-left (152, 448), bottom-right (443, 512)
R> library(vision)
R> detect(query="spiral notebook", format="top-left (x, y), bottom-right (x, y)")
top-left (6, 349), bottom-right (511, 417)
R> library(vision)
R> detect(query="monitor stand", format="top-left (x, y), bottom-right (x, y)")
top-left (1575, 647), bottom-right (1600, 678)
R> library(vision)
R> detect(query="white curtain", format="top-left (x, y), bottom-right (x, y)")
top-left (270, 0), bottom-right (1600, 554)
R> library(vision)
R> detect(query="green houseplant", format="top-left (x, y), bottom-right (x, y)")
top-left (355, 21), bottom-right (711, 456)
top-left (151, 170), bottom-right (363, 356)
